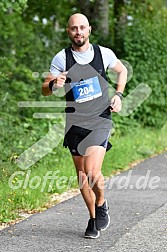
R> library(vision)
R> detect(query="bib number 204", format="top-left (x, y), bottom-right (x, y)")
top-left (78, 85), bottom-right (94, 96)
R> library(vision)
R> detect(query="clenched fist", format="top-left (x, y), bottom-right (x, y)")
top-left (110, 94), bottom-right (122, 113)
top-left (53, 71), bottom-right (68, 89)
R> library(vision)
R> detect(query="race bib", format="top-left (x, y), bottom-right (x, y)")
top-left (70, 76), bottom-right (102, 103)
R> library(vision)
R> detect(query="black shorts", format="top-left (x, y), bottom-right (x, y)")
top-left (63, 125), bottom-right (112, 156)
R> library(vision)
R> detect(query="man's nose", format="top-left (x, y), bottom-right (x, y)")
top-left (76, 28), bottom-right (82, 34)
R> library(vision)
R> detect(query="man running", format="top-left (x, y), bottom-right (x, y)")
top-left (42, 13), bottom-right (127, 239)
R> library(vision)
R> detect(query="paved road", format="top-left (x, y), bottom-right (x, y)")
top-left (0, 152), bottom-right (167, 252)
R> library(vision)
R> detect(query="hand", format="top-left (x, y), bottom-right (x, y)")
top-left (53, 71), bottom-right (68, 89)
top-left (110, 95), bottom-right (122, 113)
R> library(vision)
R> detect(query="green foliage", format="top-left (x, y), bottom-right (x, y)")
top-left (0, 3), bottom-right (65, 164)
top-left (104, 123), bottom-right (167, 173)
top-left (123, 1), bottom-right (167, 128)
top-left (0, 0), bottom-right (27, 13)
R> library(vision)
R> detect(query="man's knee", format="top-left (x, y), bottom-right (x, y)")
top-left (87, 170), bottom-right (103, 186)
top-left (78, 171), bottom-right (88, 188)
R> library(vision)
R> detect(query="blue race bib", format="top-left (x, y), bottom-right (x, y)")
top-left (70, 76), bottom-right (102, 103)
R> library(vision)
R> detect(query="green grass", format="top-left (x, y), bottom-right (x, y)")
top-left (0, 124), bottom-right (167, 224)
top-left (103, 123), bottom-right (167, 175)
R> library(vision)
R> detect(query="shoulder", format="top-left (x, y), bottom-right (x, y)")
top-left (97, 45), bottom-right (118, 69)
top-left (51, 49), bottom-right (66, 63)
top-left (50, 49), bottom-right (66, 75)
top-left (98, 45), bottom-right (116, 56)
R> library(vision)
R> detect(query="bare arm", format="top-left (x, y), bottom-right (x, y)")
top-left (42, 73), bottom-right (56, 96)
top-left (110, 60), bottom-right (127, 112)
top-left (112, 59), bottom-right (127, 93)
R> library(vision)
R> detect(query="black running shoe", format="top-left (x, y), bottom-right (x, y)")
top-left (84, 218), bottom-right (100, 239)
top-left (95, 199), bottom-right (110, 231)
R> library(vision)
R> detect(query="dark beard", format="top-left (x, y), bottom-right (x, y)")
top-left (69, 37), bottom-right (86, 47)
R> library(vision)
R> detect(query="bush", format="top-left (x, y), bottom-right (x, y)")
top-left (123, 3), bottom-right (167, 128)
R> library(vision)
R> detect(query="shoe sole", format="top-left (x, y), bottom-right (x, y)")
top-left (84, 231), bottom-right (100, 239)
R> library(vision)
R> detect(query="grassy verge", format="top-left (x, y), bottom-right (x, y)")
top-left (103, 123), bottom-right (167, 175)
top-left (0, 124), bottom-right (167, 224)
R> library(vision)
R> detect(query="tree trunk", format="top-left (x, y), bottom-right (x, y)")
top-left (113, 0), bottom-right (127, 56)
top-left (94, 0), bottom-right (109, 37)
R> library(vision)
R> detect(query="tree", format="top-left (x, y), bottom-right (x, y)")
top-left (0, 0), bottom-right (27, 13)
top-left (122, 0), bottom-right (167, 128)
top-left (113, 0), bottom-right (127, 56)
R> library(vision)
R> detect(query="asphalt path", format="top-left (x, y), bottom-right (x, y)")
top-left (0, 152), bottom-right (167, 252)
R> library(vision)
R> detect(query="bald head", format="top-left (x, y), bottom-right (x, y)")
top-left (67, 13), bottom-right (90, 28)
top-left (66, 13), bottom-right (91, 50)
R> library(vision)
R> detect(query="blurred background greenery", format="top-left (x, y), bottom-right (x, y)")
top-left (0, 0), bottom-right (167, 223)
